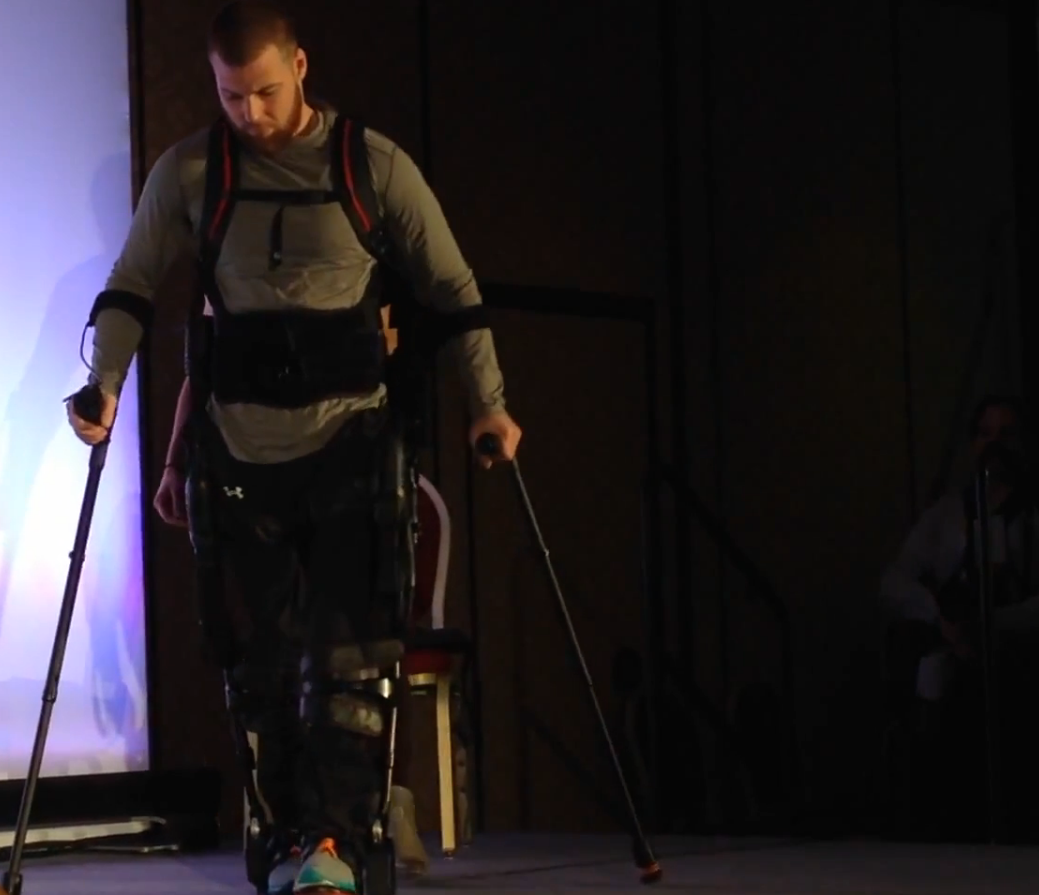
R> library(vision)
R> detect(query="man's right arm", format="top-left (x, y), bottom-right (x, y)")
top-left (89, 145), bottom-right (194, 398)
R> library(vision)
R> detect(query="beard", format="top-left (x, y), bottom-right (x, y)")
top-left (232, 82), bottom-right (307, 154)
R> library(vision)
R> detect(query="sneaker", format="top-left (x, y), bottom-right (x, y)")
top-left (294, 838), bottom-right (358, 893)
top-left (388, 785), bottom-right (428, 876)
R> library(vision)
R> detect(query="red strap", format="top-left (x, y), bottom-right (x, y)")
top-left (341, 119), bottom-right (373, 233)
top-left (206, 124), bottom-right (233, 244)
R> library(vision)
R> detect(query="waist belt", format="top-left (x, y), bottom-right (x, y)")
top-left (211, 308), bottom-right (386, 408)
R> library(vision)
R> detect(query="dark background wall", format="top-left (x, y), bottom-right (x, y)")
top-left (130, 0), bottom-right (1022, 837)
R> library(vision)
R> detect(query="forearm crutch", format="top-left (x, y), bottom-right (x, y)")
top-left (475, 434), bottom-right (662, 885)
top-left (2, 385), bottom-right (108, 895)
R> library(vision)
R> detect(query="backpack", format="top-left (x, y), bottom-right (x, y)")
top-left (189, 112), bottom-right (477, 440)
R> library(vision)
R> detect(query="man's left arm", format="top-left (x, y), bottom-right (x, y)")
top-left (380, 143), bottom-right (520, 462)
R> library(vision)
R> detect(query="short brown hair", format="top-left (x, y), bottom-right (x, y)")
top-left (207, 0), bottom-right (298, 66)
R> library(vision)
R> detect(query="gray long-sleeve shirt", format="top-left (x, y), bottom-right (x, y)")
top-left (90, 109), bottom-right (505, 463)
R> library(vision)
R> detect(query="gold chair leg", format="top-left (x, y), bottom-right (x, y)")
top-left (435, 674), bottom-right (457, 857)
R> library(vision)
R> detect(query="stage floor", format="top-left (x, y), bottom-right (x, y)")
top-left (5, 833), bottom-right (1038, 893)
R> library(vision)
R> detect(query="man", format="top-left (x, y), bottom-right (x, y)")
top-left (880, 396), bottom-right (1039, 670)
top-left (66, 1), bottom-right (521, 892)
top-left (879, 395), bottom-right (1039, 837)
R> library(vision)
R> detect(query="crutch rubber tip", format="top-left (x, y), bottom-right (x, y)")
top-left (639, 861), bottom-right (662, 884)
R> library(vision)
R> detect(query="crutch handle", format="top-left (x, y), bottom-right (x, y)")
top-left (70, 384), bottom-right (104, 426)
top-left (475, 433), bottom-right (504, 459)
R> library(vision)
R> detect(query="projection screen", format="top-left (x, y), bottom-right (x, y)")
top-left (0, 0), bottom-right (149, 786)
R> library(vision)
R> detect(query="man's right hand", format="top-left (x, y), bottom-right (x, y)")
top-left (153, 465), bottom-right (188, 528)
top-left (66, 390), bottom-right (118, 445)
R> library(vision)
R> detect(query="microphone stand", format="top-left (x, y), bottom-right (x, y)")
top-left (973, 456), bottom-right (1000, 844)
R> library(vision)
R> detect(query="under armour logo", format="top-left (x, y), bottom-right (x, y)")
top-left (223, 486), bottom-right (245, 499)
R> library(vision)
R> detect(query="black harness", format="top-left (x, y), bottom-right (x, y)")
top-left (196, 114), bottom-right (388, 409)
top-left (90, 111), bottom-right (490, 435)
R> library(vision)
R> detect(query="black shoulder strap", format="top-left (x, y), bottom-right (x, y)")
top-left (199, 119), bottom-right (238, 260)
top-left (329, 114), bottom-right (491, 348)
top-left (197, 119), bottom-right (238, 317)
top-left (329, 113), bottom-right (393, 266)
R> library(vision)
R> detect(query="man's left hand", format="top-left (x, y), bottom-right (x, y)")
top-left (469, 411), bottom-right (522, 468)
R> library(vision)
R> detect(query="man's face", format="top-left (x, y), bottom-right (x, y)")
top-left (210, 43), bottom-right (307, 152)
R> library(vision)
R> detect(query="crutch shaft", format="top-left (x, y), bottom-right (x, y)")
top-left (474, 433), bottom-right (661, 883)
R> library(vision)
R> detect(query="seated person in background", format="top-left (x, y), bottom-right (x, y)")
top-left (881, 395), bottom-right (1039, 694)
top-left (879, 395), bottom-right (1039, 835)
